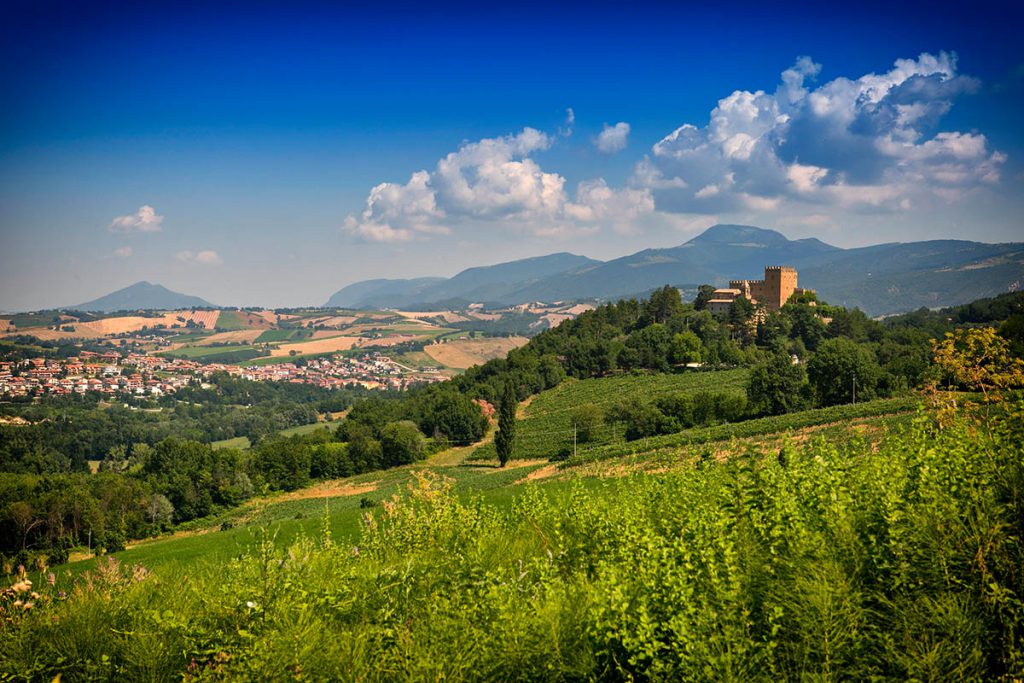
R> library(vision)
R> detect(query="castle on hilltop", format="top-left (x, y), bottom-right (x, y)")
top-left (706, 266), bottom-right (813, 315)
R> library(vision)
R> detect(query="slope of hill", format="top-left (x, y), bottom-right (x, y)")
top-left (69, 281), bottom-right (214, 312)
top-left (324, 277), bottom-right (446, 308)
top-left (325, 253), bottom-right (600, 309)
top-left (328, 225), bottom-right (1024, 316)
top-left (800, 241), bottom-right (1024, 314)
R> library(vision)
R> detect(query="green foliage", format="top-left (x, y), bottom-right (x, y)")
top-left (470, 370), bottom-right (749, 461)
top-left (380, 420), bottom-right (426, 467)
top-left (747, 352), bottom-right (810, 416)
top-left (570, 404), bottom-right (603, 443)
top-left (564, 397), bottom-right (917, 468)
top-left (884, 290), bottom-right (1024, 337)
top-left (670, 330), bottom-right (703, 364)
top-left (5, 403), bottom-right (1023, 680)
top-left (693, 284), bottom-right (716, 311)
top-left (1000, 314), bottom-right (1024, 358)
top-left (643, 285), bottom-right (685, 324)
top-left (729, 294), bottom-right (755, 325)
top-left (419, 389), bottom-right (488, 443)
top-left (783, 303), bottom-right (828, 351)
top-left (807, 337), bottom-right (882, 406)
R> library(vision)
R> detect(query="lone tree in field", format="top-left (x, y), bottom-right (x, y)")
top-left (495, 382), bottom-right (517, 467)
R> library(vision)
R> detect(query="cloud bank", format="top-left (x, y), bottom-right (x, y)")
top-left (343, 52), bottom-right (1003, 244)
top-left (343, 127), bottom-right (653, 242)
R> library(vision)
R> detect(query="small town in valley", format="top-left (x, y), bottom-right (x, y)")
top-left (0, 349), bottom-right (444, 399)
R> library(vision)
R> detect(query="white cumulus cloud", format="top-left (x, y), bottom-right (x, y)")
top-left (595, 122), bottom-right (631, 153)
top-left (176, 250), bottom-right (223, 266)
top-left (112, 246), bottom-right (133, 258)
top-left (343, 127), bottom-right (652, 243)
top-left (634, 51), bottom-right (1003, 216)
top-left (109, 205), bottom-right (163, 234)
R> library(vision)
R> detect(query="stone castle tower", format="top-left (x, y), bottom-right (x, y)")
top-left (708, 266), bottom-right (812, 314)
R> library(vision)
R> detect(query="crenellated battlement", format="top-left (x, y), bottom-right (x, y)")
top-left (712, 265), bottom-right (811, 313)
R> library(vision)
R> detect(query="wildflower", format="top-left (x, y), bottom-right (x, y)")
top-left (47, 573), bottom-right (55, 586)
top-left (22, 602), bottom-right (33, 611)
top-left (30, 591), bottom-right (40, 599)
top-left (245, 600), bottom-right (258, 609)
top-left (12, 600), bottom-right (22, 608)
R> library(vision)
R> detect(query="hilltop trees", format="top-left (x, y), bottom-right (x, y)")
top-left (670, 331), bottom-right (703, 365)
top-left (746, 352), bottom-right (810, 416)
top-left (642, 285), bottom-right (684, 325)
top-left (420, 389), bottom-right (488, 444)
top-left (806, 338), bottom-right (882, 406)
top-left (380, 421), bottom-right (427, 467)
top-left (495, 382), bottom-right (517, 467)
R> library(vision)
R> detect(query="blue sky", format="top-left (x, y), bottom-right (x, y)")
top-left (1, 0), bottom-right (1022, 310)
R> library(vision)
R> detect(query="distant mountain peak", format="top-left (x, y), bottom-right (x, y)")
top-left (69, 282), bottom-right (214, 312)
top-left (686, 224), bottom-right (791, 247)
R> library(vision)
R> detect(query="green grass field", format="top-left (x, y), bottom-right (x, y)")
top-left (164, 331), bottom-right (214, 344)
top-left (210, 435), bottom-right (251, 450)
top-left (562, 396), bottom-right (919, 468)
top-left (471, 369), bottom-right (750, 461)
top-left (390, 350), bottom-right (444, 369)
top-left (210, 422), bottom-right (340, 451)
top-left (161, 344), bottom-right (260, 359)
top-left (278, 421), bottom-right (340, 437)
top-left (242, 349), bottom-right (359, 366)
top-left (2, 312), bottom-right (63, 329)
top-left (254, 329), bottom-right (312, 343)
top-left (214, 309), bottom-right (250, 331)
top-left (60, 458), bottom-right (549, 577)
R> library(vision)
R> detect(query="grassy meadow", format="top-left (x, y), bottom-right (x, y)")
top-left (4, 396), bottom-right (1022, 680)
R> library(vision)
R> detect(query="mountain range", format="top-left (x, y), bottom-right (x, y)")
top-left (67, 226), bottom-right (1024, 317)
top-left (70, 281), bottom-right (215, 312)
top-left (326, 225), bottom-right (1024, 316)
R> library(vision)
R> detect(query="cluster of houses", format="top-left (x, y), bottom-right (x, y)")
top-left (0, 348), bottom-right (444, 399)
top-left (0, 351), bottom-right (190, 398)
top-left (235, 354), bottom-right (443, 391)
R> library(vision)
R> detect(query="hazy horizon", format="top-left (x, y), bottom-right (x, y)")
top-left (2, 1), bottom-right (1022, 310)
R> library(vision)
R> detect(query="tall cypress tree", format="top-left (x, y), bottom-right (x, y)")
top-left (495, 382), bottom-right (517, 468)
